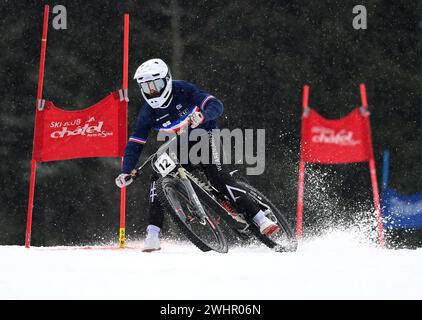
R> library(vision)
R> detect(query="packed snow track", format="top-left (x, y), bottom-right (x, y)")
top-left (1, 231), bottom-right (421, 299)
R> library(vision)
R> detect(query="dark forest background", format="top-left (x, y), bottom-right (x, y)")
top-left (0, 0), bottom-right (420, 247)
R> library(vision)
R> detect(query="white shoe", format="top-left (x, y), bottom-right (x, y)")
top-left (259, 218), bottom-right (280, 237)
top-left (142, 235), bottom-right (161, 252)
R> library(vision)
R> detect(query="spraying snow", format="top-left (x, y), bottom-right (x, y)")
top-left (1, 230), bottom-right (421, 300)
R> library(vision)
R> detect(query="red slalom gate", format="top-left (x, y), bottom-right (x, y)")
top-left (25, 6), bottom-right (130, 248)
top-left (296, 84), bottom-right (385, 247)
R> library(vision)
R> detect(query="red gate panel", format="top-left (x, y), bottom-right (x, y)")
top-left (33, 92), bottom-right (127, 162)
top-left (301, 108), bottom-right (371, 164)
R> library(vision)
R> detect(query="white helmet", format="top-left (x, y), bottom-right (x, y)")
top-left (133, 58), bottom-right (173, 109)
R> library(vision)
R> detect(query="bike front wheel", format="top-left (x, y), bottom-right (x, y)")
top-left (156, 176), bottom-right (228, 253)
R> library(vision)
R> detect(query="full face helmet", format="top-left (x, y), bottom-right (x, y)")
top-left (133, 58), bottom-right (173, 109)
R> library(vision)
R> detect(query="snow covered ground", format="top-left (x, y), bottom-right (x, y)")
top-left (1, 230), bottom-right (421, 300)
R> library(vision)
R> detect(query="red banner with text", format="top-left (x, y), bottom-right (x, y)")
top-left (33, 91), bottom-right (127, 162)
top-left (301, 108), bottom-right (371, 164)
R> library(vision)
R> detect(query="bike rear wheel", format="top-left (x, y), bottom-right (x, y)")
top-left (156, 176), bottom-right (228, 253)
top-left (237, 181), bottom-right (298, 252)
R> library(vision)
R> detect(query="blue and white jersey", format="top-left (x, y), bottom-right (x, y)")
top-left (123, 80), bottom-right (224, 173)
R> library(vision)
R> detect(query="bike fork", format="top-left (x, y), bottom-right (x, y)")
top-left (178, 167), bottom-right (208, 224)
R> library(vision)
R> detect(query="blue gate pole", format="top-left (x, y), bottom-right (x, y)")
top-left (382, 150), bottom-right (390, 191)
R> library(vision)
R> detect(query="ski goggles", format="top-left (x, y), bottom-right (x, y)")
top-left (138, 78), bottom-right (166, 98)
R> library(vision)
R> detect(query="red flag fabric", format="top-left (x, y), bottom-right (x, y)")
top-left (33, 91), bottom-right (127, 162)
top-left (301, 107), bottom-right (371, 164)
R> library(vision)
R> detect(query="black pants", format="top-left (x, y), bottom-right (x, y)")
top-left (148, 131), bottom-right (261, 228)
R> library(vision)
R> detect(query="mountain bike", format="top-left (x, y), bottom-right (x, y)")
top-left (128, 133), bottom-right (298, 253)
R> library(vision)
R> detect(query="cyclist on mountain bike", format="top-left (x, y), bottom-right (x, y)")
top-left (115, 58), bottom-right (279, 252)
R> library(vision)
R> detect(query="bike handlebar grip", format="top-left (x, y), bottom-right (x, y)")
top-left (128, 169), bottom-right (138, 179)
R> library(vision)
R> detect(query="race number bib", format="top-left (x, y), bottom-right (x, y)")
top-left (154, 152), bottom-right (176, 177)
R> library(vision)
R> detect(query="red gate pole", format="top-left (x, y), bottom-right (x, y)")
top-left (360, 84), bottom-right (385, 248)
top-left (296, 85), bottom-right (309, 240)
top-left (25, 160), bottom-right (37, 248)
top-left (119, 14), bottom-right (129, 248)
top-left (25, 5), bottom-right (50, 248)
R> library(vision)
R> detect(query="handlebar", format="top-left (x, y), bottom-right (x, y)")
top-left (124, 110), bottom-right (205, 182)
top-left (126, 121), bottom-right (193, 181)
